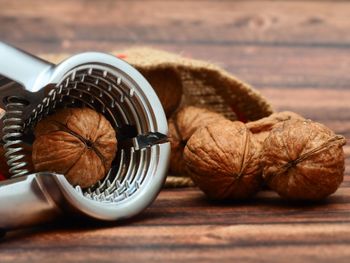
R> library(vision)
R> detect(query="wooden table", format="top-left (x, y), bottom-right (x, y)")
top-left (1, 1), bottom-right (350, 262)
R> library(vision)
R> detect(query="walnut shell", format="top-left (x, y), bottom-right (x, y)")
top-left (32, 108), bottom-right (117, 188)
top-left (262, 119), bottom-right (346, 200)
top-left (168, 106), bottom-right (227, 176)
top-left (141, 68), bottom-right (183, 118)
top-left (184, 120), bottom-right (262, 200)
top-left (246, 111), bottom-right (305, 148)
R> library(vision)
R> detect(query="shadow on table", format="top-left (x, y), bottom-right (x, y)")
top-left (0, 209), bottom-right (155, 243)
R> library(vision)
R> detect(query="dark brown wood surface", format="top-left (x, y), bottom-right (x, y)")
top-left (0, 1), bottom-right (350, 262)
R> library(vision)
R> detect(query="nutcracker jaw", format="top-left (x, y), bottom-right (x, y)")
top-left (0, 42), bottom-right (170, 232)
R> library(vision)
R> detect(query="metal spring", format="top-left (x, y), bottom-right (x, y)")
top-left (2, 97), bottom-right (28, 177)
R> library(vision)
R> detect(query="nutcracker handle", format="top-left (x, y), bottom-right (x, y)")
top-left (0, 42), bottom-right (53, 92)
top-left (0, 42), bottom-right (53, 147)
top-left (0, 173), bottom-right (62, 232)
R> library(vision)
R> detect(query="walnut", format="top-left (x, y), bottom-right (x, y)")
top-left (246, 111), bottom-right (305, 190)
top-left (262, 119), bottom-right (346, 200)
top-left (246, 111), bottom-right (305, 148)
top-left (168, 106), bottom-right (227, 176)
top-left (141, 68), bottom-right (183, 118)
top-left (0, 144), bottom-right (33, 178)
top-left (184, 120), bottom-right (262, 200)
top-left (32, 107), bottom-right (117, 188)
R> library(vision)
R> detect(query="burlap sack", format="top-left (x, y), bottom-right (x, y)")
top-left (43, 47), bottom-right (274, 187)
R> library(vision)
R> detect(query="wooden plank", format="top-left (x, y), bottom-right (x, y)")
top-left (2, 223), bottom-right (350, 263)
top-left (1, 244), bottom-right (350, 263)
top-left (1, 198), bottom-right (350, 263)
top-left (202, 46), bottom-right (350, 89)
top-left (2, 0), bottom-right (350, 52)
top-left (40, 45), bottom-right (350, 90)
top-left (6, 223), bottom-right (350, 247)
top-left (16, 44), bottom-right (350, 96)
top-left (1, 184), bottom-right (350, 261)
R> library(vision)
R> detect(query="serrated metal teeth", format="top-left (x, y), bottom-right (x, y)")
top-left (23, 66), bottom-right (150, 204)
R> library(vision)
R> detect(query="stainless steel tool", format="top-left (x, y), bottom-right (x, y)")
top-left (0, 42), bottom-right (170, 233)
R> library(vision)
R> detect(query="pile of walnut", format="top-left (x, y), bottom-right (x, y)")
top-left (169, 107), bottom-right (347, 201)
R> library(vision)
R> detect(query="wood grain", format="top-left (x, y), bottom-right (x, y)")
top-left (1, 186), bottom-right (350, 262)
top-left (2, 0), bottom-right (350, 51)
top-left (0, 0), bottom-right (350, 262)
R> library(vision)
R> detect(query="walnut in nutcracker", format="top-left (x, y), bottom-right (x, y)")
top-left (32, 107), bottom-right (117, 188)
top-left (262, 119), bottom-right (346, 200)
top-left (168, 106), bottom-right (227, 176)
top-left (184, 120), bottom-right (262, 200)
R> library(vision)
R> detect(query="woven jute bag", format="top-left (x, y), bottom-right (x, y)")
top-left (43, 47), bottom-right (274, 187)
